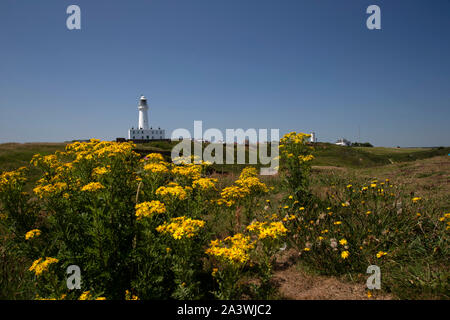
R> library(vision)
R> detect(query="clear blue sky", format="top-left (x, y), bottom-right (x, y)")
top-left (0, 0), bottom-right (449, 147)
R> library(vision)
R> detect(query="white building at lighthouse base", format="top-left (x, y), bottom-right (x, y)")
top-left (128, 128), bottom-right (165, 140)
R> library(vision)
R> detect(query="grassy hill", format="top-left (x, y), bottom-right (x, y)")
top-left (1, 141), bottom-right (449, 174)
top-left (0, 143), bottom-right (66, 171)
top-left (311, 143), bottom-right (450, 168)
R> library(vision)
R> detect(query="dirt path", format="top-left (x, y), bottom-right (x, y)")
top-left (272, 250), bottom-right (392, 300)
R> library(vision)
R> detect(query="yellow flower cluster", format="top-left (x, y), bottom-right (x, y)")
top-left (135, 200), bottom-right (166, 220)
top-left (25, 229), bottom-right (41, 240)
top-left (278, 132), bottom-right (314, 169)
top-left (30, 154), bottom-right (60, 169)
top-left (239, 167), bottom-right (258, 179)
top-left (192, 177), bottom-right (217, 191)
top-left (172, 165), bottom-right (202, 180)
top-left (205, 234), bottom-right (255, 264)
top-left (214, 198), bottom-right (235, 207)
top-left (156, 216), bottom-right (205, 239)
top-left (79, 291), bottom-right (92, 300)
top-left (92, 166), bottom-right (110, 176)
top-left (29, 257), bottom-right (59, 276)
top-left (81, 182), bottom-right (105, 192)
top-left (220, 185), bottom-right (250, 205)
top-left (144, 153), bottom-right (165, 162)
top-left (0, 167), bottom-right (27, 191)
top-left (298, 155), bottom-right (314, 162)
top-left (441, 213), bottom-right (450, 230)
top-left (217, 168), bottom-right (268, 206)
top-left (66, 140), bottom-right (138, 160)
top-left (78, 291), bottom-right (106, 300)
top-left (125, 290), bottom-right (139, 300)
top-left (280, 132), bottom-right (311, 145)
top-left (246, 221), bottom-right (288, 240)
top-left (156, 184), bottom-right (188, 200)
top-left (33, 182), bottom-right (68, 198)
top-left (235, 176), bottom-right (269, 193)
top-left (144, 162), bottom-right (169, 174)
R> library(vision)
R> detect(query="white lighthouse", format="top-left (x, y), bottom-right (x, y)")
top-left (128, 95), bottom-right (166, 141)
top-left (138, 95), bottom-right (149, 129)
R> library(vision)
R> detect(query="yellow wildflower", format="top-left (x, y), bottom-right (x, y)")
top-left (144, 163), bottom-right (169, 174)
top-left (25, 229), bottom-right (41, 240)
top-left (239, 167), bottom-right (258, 179)
top-left (125, 290), bottom-right (139, 300)
top-left (156, 216), bottom-right (205, 240)
top-left (135, 201), bottom-right (166, 220)
top-left (172, 164), bottom-right (202, 180)
top-left (81, 182), bottom-right (104, 192)
top-left (144, 153), bottom-right (165, 162)
top-left (246, 221), bottom-right (288, 240)
top-left (156, 184), bottom-right (188, 201)
top-left (92, 166), bottom-right (110, 176)
top-left (192, 178), bottom-right (217, 191)
top-left (206, 234), bottom-right (255, 265)
top-left (29, 257), bottom-right (59, 276)
top-left (79, 291), bottom-right (92, 300)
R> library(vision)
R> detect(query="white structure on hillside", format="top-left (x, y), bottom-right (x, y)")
top-left (336, 138), bottom-right (351, 146)
top-left (310, 132), bottom-right (317, 143)
top-left (138, 95), bottom-right (149, 130)
top-left (128, 95), bottom-right (166, 140)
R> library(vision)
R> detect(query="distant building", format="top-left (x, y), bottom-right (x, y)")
top-left (310, 132), bottom-right (317, 143)
top-left (335, 138), bottom-right (351, 146)
top-left (128, 95), bottom-right (166, 140)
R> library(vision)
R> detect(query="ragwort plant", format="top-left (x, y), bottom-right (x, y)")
top-left (0, 140), bottom-right (222, 299)
top-left (278, 132), bottom-right (314, 205)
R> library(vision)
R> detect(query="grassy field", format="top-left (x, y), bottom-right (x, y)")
top-left (2, 141), bottom-right (449, 173)
top-left (0, 143), bottom-right (66, 171)
top-left (1, 141), bottom-right (449, 195)
top-left (313, 143), bottom-right (450, 168)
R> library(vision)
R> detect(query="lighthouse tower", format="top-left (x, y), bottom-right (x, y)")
top-left (128, 95), bottom-right (166, 141)
top-left (138, 95), bottom-right (149, 129)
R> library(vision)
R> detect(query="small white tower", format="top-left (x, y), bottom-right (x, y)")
top-left (138, 95), bottom-right (149, 130)
top-left (310, 132), bottom-right (316, 143)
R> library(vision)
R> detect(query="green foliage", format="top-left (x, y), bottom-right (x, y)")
top-left (283, 175), bottom-right (449, 299)
top-left (351, 142), bottom-right (373, 147)
top-left (0, 138), bottom-right (448, 300)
